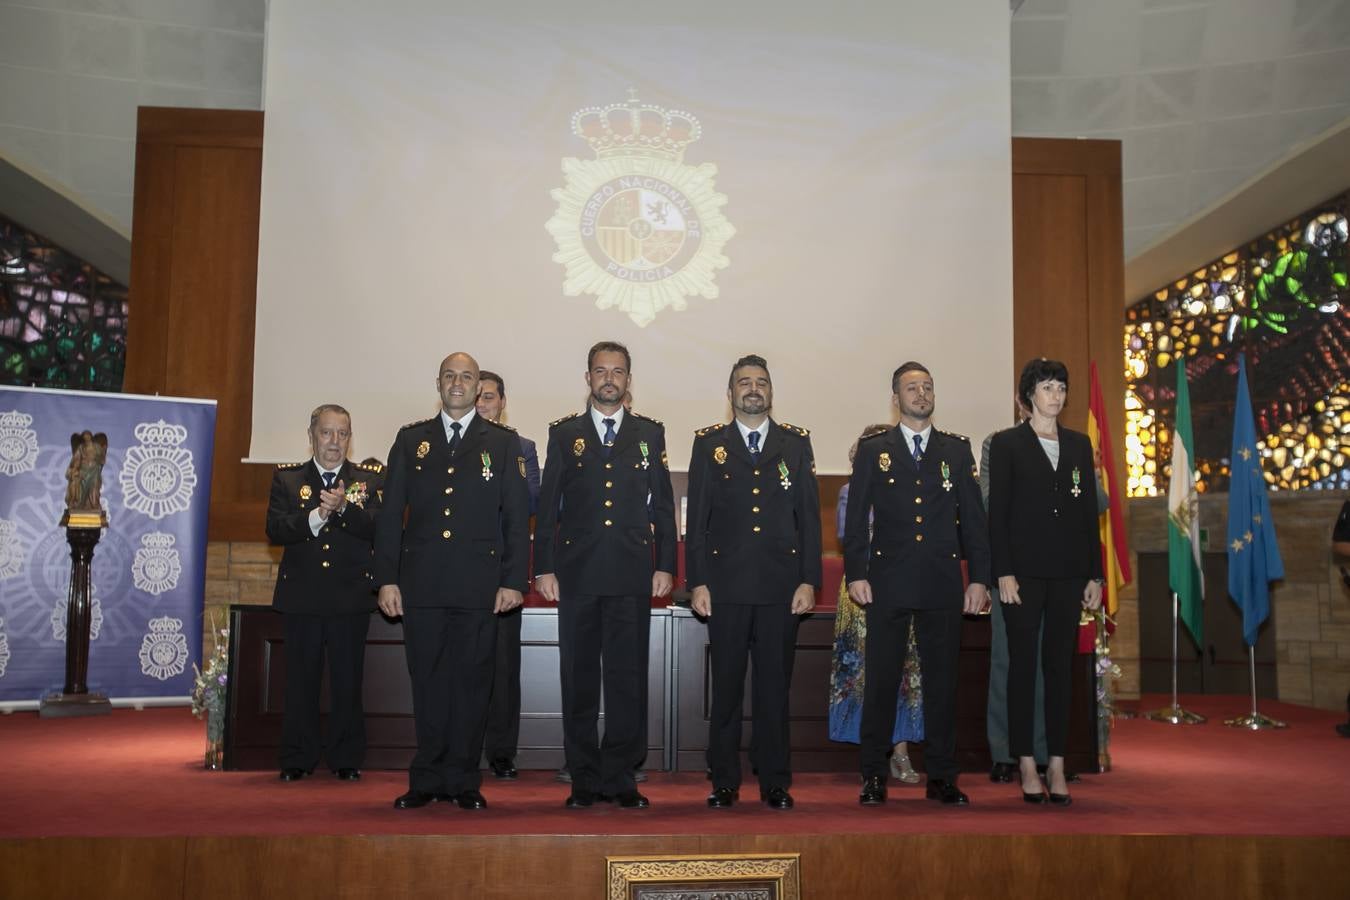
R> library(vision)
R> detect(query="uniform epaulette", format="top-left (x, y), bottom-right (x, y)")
top-left (694, 422), bottom-right (725, 437)
top-left (778, 421), bottom-right (810, 437)
top-left (399, 416), bottom-right (436, 431)
top-left (858, 429), bottom-right (888, 442)
top-left (483, 418), bottom-right (516, 432)
top-left (354, 461), bottom-right (383, 473)
top-left (937, 428), bottom-right (970, 442)
top-left (629, 411), bottom-right (663, 426)
top-left (276, 461), bottom-right (305, 470)
top-left (550, 412), bottom-right (582, 428)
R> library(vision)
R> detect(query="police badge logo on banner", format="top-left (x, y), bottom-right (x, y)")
top-left (0, 410), bottom-right (39, 477)
top-left (132, 532), bottom-right (182, 596)
top-left (119, 419), bottom-right (199, 520)
top-left (139, 615), bottom-right (189, 681)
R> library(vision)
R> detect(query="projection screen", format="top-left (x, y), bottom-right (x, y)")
top-left (251, 0), bottom-right (1013, 473)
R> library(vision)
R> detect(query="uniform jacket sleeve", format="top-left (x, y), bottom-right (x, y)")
top-left (265, 470), bottom-right (311, 546)
top-left (649, 424), bottom-right (677, 575)
top-left (373, 433), bottom-right (409, 588)
top-left (521, 436), bottom-right (542, 516)
top-left (795, 435), bottom-right (823, 588)
top-left (953, 438), bottom-right (992, 587)
top-left (684, 433), bottom-right (711, 589)
top-left (532, 425), bottom-right (565, 577)
top-left (988, 429), bottom-right (1015, 580)
top-left (842, 438), bottom-right (876, 583)
top-left (498, 431), bottom-right (531, 592)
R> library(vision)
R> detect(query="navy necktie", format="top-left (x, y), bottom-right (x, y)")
top-left (448, 421), bottom-right (462, 455)
top-left (912, 434), bottom-right (924, 467)
top-left (322, 471), bottom-right (336, 489)
top-left (748, 430), bottom-right (760, 461)
top-left (602, 417), bottom-right (616, 457)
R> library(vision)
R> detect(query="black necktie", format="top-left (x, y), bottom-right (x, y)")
top-left (448, 421), bottom-right (462, 455)
top-left (748, 430), bottom-right (760, 461)
top-left (912, 434), bottom-right (924, 467)
top-left (322, 472), bottom-right (336, 489)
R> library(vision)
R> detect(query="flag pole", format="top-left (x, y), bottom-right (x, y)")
top-left (1146, 591), bottom-right (1207, 724)
top-left (1224, 645), bottom-right (1287, 729)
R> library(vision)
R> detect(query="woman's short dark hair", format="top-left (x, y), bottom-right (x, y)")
top-left (1017, 358), bottom-right (1070, 409)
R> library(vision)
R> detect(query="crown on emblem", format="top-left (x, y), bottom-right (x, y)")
top-left (571, 89), bottom-right (702, 163)
top-left (141, 532), bottom-right (176, 548)
top-left (148, 615), bottom-right (182, 633)
top-left (134, 420), bottom-right (188, 446)
top-left (0, 410), bottom-right (33, 429)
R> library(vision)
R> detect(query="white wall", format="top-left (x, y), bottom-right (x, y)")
top-left (0, 0), bottom-right (264, 234)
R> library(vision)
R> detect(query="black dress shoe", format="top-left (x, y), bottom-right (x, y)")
top-left (1048, 791), bottom-right (1072, 807)
top-left (454, 790), bottom-right (487, 810)
top-left (989, 762), bottom-right (1016, 783)
top-left (278, 767), bottom-right (308, 782)
top-left (489, 758), bottom-right (518, 780)
top-left (613, 790), bottom-right (650, 809)
top-left (707, 788), bottom-right (738, 808)
top-left (925, 779), bottom-right (969, 805)
top-left (1023, 788), bottom-right (1047, 804)
top-left (334, 768), bottom-right (361, 781)
top-left (393, 790), bottom-right (437, 809)
top-left (859, 775), bottom-right (887, 806)
top-left (565, 790), bottom-right (597, 809)
top-left (761, 787), bottom-right (794, 810)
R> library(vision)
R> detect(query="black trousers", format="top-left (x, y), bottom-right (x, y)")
top-left (706, 603), bottom-right (800, 793)
top-left (402, 605), bottom-right (497, 794)
top-left (558, 593), bottom-right (649, 795)
top-left (860, 604), bottom-right (961, 781)
top-left (279, 611), bottom-right (370, 771)
top-left (484, 605), bottom-right (522, 764)
top-left (1003, 576), bottom-right (1083, 759)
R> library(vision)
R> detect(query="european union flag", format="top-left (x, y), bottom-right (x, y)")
top-left (1227, 354), bottom-right (1285, 647)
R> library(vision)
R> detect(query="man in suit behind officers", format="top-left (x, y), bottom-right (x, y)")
top-left (266, 404), bottom-right (384, 783)
top-left (374, 352), bottom-right (531, 811)
top-left (685, 354), bottom-right (821, 810)
top-left (533, 341), bottom-right (676, 810)
top-left (844, 361), bottom-right (991, 807)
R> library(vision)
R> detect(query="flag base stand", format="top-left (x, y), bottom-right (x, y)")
top-left (1223, 711), bottom-right (1286, 730)
top-left (1144, 704), bottom-right (1207, 725)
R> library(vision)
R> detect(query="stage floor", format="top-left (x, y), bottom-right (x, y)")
top-left (3, 694), bottom-right (1347, 840)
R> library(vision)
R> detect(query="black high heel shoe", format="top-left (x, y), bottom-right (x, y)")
top-left (1022, 785), bottom-right (1047, 804)
top-left (1048, 791), bottom-right (1072, 806)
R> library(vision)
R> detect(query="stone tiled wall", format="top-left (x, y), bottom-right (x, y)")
top-left (1128, 491), bottom-right (1350, 711)
top-left (201, 541), bottom-right (279, 654)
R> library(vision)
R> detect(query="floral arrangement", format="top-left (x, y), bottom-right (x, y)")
top-left (192, 614), bottom-right (229, 748)
top-left (344, 480), bottom-right (369, 508)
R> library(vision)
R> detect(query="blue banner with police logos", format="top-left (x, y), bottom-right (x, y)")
top-left (0, 386), bottom-right (216, 703)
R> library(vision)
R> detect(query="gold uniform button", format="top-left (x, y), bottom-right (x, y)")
top-left (915, 497), bottom-right (923, 505)
top-left (915, 516), bottom-right (923, 524)
top-left (752, 506), bottom-right (760, 513)
top-left (752, 487), bottom-right (760, 495)
top-left (753, 525), bottom-right (761, 533)
top-left (322, 544), bottom-right (330, 550)
top-left (448, 467), bottom-right (455, 475)
top-left (443, 508), bottom-right (451, 516)
top-left (445, 487), bottom-right (453, 494)
top-left (605, 481), bottom-right (613, 488)
top-left (888, 478), bottom-right (896, 484)
top-left (605, 463), bottom-right (613, 469)
top-left (753, 469), bottom-right (760, 476)
top-left (604, 519), bottom-right (613, 527)
top-left (442, 530), bottom-right (451, 539)
top-left (915, 534), bottom-right (924, 542)
top-left (321, 561), bottom-right (330, 568)
top-left (604, 499), bottom-right (613, 507)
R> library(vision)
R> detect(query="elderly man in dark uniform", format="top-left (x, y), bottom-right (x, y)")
top-left (266, 404), bottom-right (384, 783)
top-left (374, 352), bottom-right (530, 811)
top-left (534, 340), bottom-right (676, 810)
top-left (844, 361), bottom-right (991, 806)
top-left (475, 369), bottom-right (541, 780)
top-left (686, 354), bottom-right (821, 810)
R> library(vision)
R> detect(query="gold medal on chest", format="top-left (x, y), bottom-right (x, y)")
top-left (573, 437), bottom-right (586, 457)
top-left (713, 446), bottom-right (727, 465)
top-left (416, 441), bottom-right (430, 459)
top-left (299, 484), bottom-right (312, 501)
top-left (878, 452), bottom-right (891, 472)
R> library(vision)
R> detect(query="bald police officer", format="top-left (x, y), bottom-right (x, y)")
top-left (374, 352), bottom-right (530, 811)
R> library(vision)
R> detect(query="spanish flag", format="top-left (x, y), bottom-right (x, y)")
top-left (1086, 360), bottom-right (1132, 621)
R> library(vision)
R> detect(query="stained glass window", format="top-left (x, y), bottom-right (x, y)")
top-left (0, 214), bottom-right (127, 392)
top-left (1124, 192), bottom-right (1349, 496)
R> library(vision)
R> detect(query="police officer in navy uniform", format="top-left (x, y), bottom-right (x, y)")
top-left (266, 404), bottom-right (384, 783)
top-left (534, 341), bottom-right (676, 810)
top-left (686, 354), bottom-right (821, 810)
top-left (474, 370), bottom-right (541, 780)
top-left (374, 352), bottom-right (530, 811)
top-left (844, 361), bottom-right (991, 807)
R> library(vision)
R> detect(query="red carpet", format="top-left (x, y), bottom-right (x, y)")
top-left (2, 694), bottom-right (1347, 838)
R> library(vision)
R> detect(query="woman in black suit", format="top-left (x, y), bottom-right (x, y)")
top-left (988, 358), bottom-right (1103, 806)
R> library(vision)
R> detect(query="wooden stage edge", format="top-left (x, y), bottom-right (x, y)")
top-left (5, 833), bottom-right (1348, 899)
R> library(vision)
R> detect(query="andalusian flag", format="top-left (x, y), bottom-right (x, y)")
top-left (1168, 356), bottom-right (1204, 646)
top-left (1086, 361), bottom-right (1132, 619)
